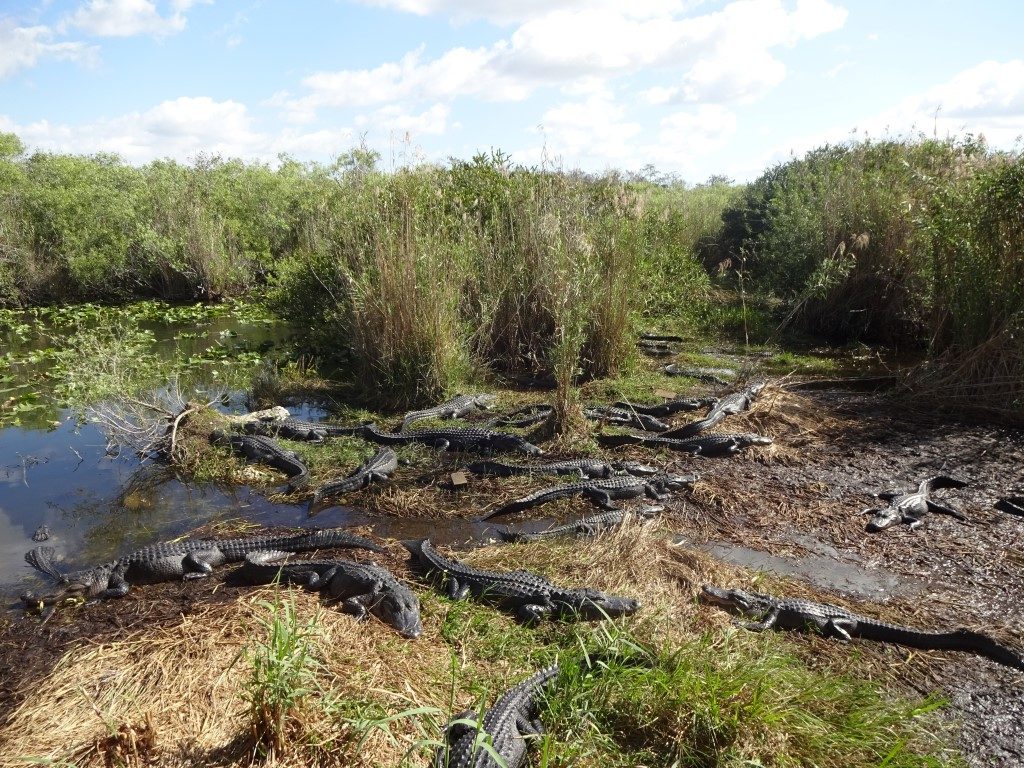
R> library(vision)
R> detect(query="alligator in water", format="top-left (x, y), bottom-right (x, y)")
top-left (584, 406), bottom-right (669, 432)
top-left (22, 528), bottom-right (384, 603)
top-left (498, 506), bottom-right (663, 543)
top-left (31, 525), bottom-right (50, 542)
top-left (864, 475), bottom-right (969, 532)
top-left (238, 550), bottom-right (422, 638)
top-left (661, 381), bottom-right (766, 439)
top-left (486, 403), bottom-right (553, 430)
top-left (480, 472), bottom-right (695, 521)
top-left (311, 448), bottom-right (398, 506)
top-left (700, 584), bottom-right (1024, 671)
top-left (612, 396), bottom-right (719, 417)
top-left (401, 393), bottom-right (496, 431)
top-left (210, 430), bottom-right (310, 490)
top-left (434, 664), bottom-right (558, 768)
top-left (241, 417), bottom-right (364, 442)
top-left (405, 539), bottom-right (638, 623)
top-left (360, 424), bottom-right (543, 455)
top-left (663, 364), bottom-right (737, 385)
top-left (597, 431), bottom-right (772, 456)
top-left (466, 458), bottom-right (658, 480)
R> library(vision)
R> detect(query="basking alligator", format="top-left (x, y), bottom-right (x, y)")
top-left (597, 431), bottom-right (772, 456)
top-left (31, 525), bottom-right (50, 542)
top-left (701, 585), bottom-right (1024, 671)
top-left (311, 449), bottom-right (398, 505)
top-left (613, 396), bottom-right (719, 417)
top-left (401, 393), bottom-right (496, 431)
top-left (23, 528), bottom-right (384, 603)
top-left (663, 364), bottom-right (737, 385)
top-left (434, 664), bottom-right (558, 768)
top-left (405, 539), bottom-right (638, 623)
top-left (241, 417), bottom-right (364, 442)
top-left (584, 406), bottom-right (669, 432)
top-left (498, 506), bottom-right (662, 543)
top-left (636, 339), bottom-right (675, 356)
top-left (360, 424), bottom-right (543, 455)
top-left (864, 476), bottom-right (969, 531)
top-left (486, 403), bottom-right (553, 430)
top-left (661, 380), bottom-right (766, 439)
top-left (210, 430), bottom-right (310, 491)
top-left (996, 496), bottom-right (1024, 516)
top-left (466, 458), bottom-right (658, 480)
top-left (238, 550), bottom-right (422, 638)
top-left (480, 472), bottom-right (695, 521)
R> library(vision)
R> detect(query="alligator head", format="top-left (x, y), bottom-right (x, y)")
top-left (613, 461), bottom-right (660, 477)
top-left (699, 584), bottom-right (760, 613)
top-left (473, 394), bottom-right (498, 409)
top-left (864, 507), bottom-right (902, 532)
top-left (663, 472), bottom-right (699, 489)
top-left (571, 589), bottom-right (640, 620)
top-left (736, 433), bottom-right (773, 447)
top-left (373, 588), bottom-right (423, 639)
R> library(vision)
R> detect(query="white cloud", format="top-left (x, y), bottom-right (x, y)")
top-left (658, 104), bottom-right (738, 156)
top-left (0, 21), bottom-right (97, 79)
top-left (355, 103), bottom-right (451, 136)
top-left (63, 0), bottom-right (206, 38)
top-left (0, 97), bottom-right (353, 163)
top-left (355, 0), bottom-right (694, 25)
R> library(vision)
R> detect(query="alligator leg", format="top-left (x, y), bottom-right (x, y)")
top-left (515, 603), bottom-right (554, 624)
top-left (516, 713), bottom-right (545, 736)
top-left (180, 551), bottom-right (218, 580)
top-left (821, 618), bottom-right (855, 641)
top-left (431, 439), bottom-right (451, 450)
top-left (739, 607), bottom-right (779, 631)
top-left (445, 577), bottom-right (471, 600)
top-left (338, 592), bottom-right (382, 621)
top-left (305, 566), bottom-right (338, 591)
top-left (905, 515), bottom-right (924, 531)
top-left (583, 488), bottom-right (619, 510)
top-left (925, 500), bottom-right (967, 521)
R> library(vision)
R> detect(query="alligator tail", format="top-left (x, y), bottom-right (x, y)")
top-left (855, 623), bottom-right (1024, 671)
top-left (921, 475), bottom-right (969, 493)
top-left (24, 546), bottom-right (66, 582)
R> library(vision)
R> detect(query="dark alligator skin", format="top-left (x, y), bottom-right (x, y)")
top-left (864, 475), bottom-right (969, 531)
top-left (210, 430), bottom-right (310, 490)
top-left (660, 381), bottom-right (765, 439)
top-left (401, 393), bottom-right (496, 431)
top-left (312, 448), bottom-right (398, 505)
top-left (360, 424), bottom-right (543, 456)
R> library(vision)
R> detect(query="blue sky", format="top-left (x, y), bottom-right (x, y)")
top-left (1, 0), bottom-right (1022, 181)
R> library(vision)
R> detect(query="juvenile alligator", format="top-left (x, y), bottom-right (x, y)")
top-left (238, 550), bottom-right (422, 638)
top-left (311, 449), bottom-right (398, 505)
top-left (597, 432), bottom-right (772, 456)
top-left (466, 458), bottom-right (658, 480)
top-left (434, 664), bottom-right (558, 768)
top-left (613, 396), bottom-right (719, 417)
top-left (663, 364), bottom-right (737, 385)
top-left (995, 496), bottom-right (1024, 516)
top-left (401, 393), bottom-right (496, 431)
top-left (210, 430), bottom-right (310, 490)
top-left (486, 403), bottom-right (553, 430)
top-left (405, 539), bottom-right (638, 623)
top-left (700, 584), bottom-right (1024, 671)
top-left (661, 380), bottom-right (766, 438)
top-left (22, 528), bottom-right (384, 603)
top-left (864, 476), bottom-right (969, 531)
top-left (360, 424), bottom-right (543, 455)
top-left (480, 472), bottom-right (695, 521)
top-left (498, 506), bottom-right (662, 542)
top-left (241, 417), bottom-right (364, 442)
top-left (584, 406), bottom-right (669, 432)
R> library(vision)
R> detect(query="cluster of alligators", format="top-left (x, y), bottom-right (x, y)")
top-left (19, 380), bottom-right (1024, 768)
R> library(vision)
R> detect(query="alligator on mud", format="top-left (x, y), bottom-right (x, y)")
top-left (498, 506), bottom-right (663, 543)
top-left (663, 364), bottom-right (737, 385)
top-left (597, 431), bottom-right (772, 456)
top-left (360, 424), bottom-right (543, 455)
top-left (434, 664), bottom-right (558, 768)
top-left (22, 528), bottom-right (383, 603)
top-left (864, 476), bottom-right (969, 532)
top-left (401, 393), bottom-right (496, 431)
top-left (210, 430), bottom-right (310, 490)
top-left (311, 448), bottom-right (398, 506)
top-left (660, 380), bottom-right (765, 439)
top-left (240, 417), bottom-right (364, 442)
top-left (700, 585), bottom-right (1024, 671)
top-left (479, 472), bottom-right (696, 522)
top-left (404, 539), bottom-right (638, 623)
top-left (995, 496), bottom-right (1024, 517)
top-left (486, 403), bottom-right (554, 430)
top-left (584, 405), bottom-right (669, 432)
top-left (237, 550), bottom-right (422, 638)
top-left (466, 457), bottom-right (658, 480)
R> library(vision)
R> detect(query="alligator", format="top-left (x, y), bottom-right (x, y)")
top-left (498, 506), bottom-right (662, 542)
top-left (996, 496), bottom-right (1024, 516)
top-left (486, 404), bottom-right (553, 430)
top-left (466, 458), bottom-right (659, 480)
top-left (663, 364), bottom-right (737, 385)
top-left (639, 332), bottom-right (684, 342)
top-left (22, 528), bottom-right (384, 603)
top-left (660, 380), bottom-right (766, 439)
top-left (434, 664), bottom-right (558, 768)
top-left (360, 424), bottom-right (543, 455)
top-left (210, 430), bottom-right (310, 490)
top-left (700, 584), bottom-right (1024, 671)
top-left (241, 417), bottom-right (364, 442)
top-left (401, 393), bottom-right (496, 431)
top-left (584, 406), bottom-right (669, 432)
top-left (404, 539), bottom-right (639, 623)
top-left (864, 476), bottom-right (969, 531)
top-left (31, 525), bottom-right (50, 542)
top-left (597, 431), bottom-right (772, 456)
top-left (238, 550), bottom-right (422, 638)
top-left (480, 472), bottom-right (696, 521)
top-left (637, 339), bottom-right (675, 356)
top-left (311, 448), bottom-right (398, 505)
top-left (612, 396), bottom-right (719, 417)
